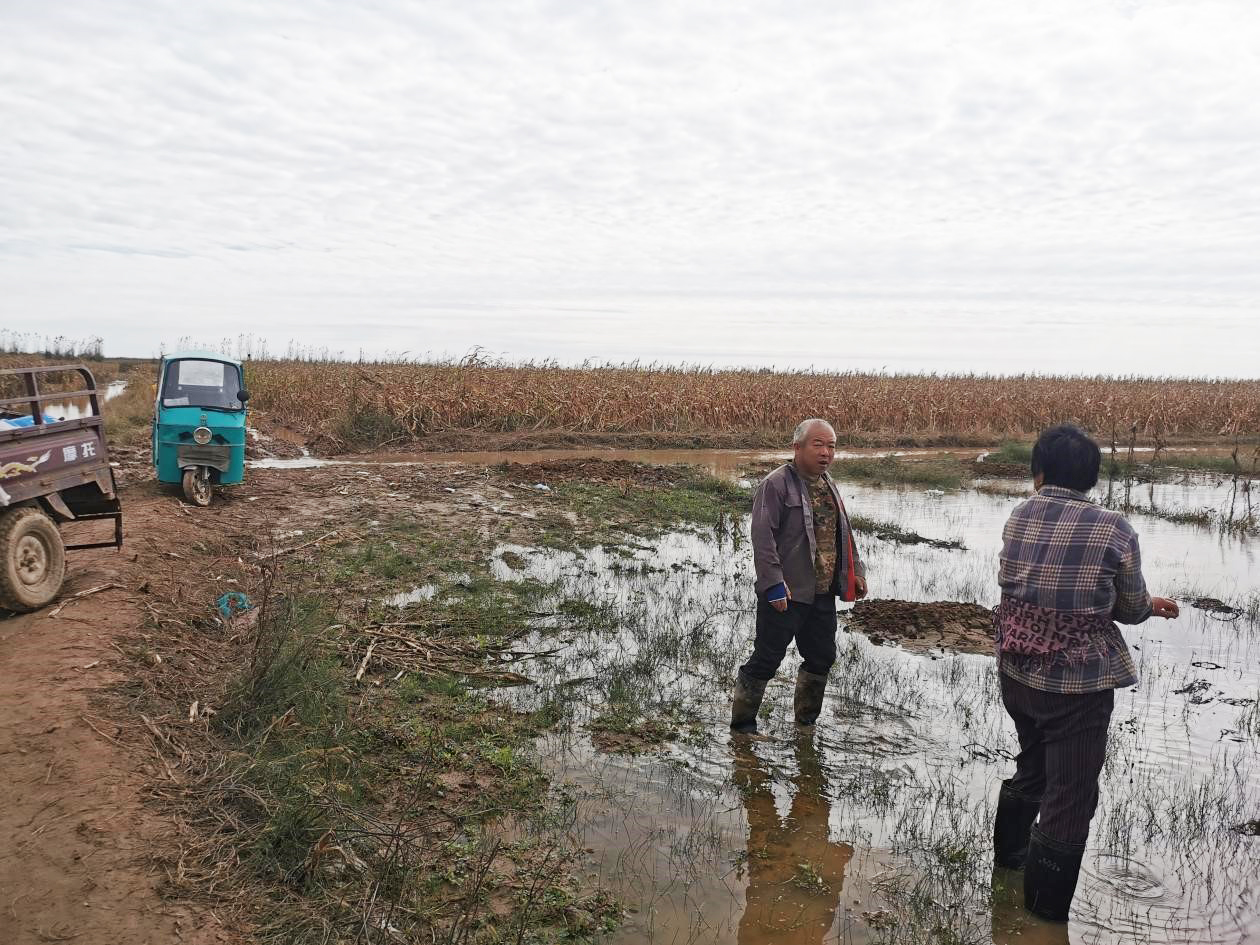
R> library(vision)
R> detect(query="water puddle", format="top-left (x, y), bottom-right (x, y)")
top-left (21, 379), bottom-right (129, 423)
top-left (249, 447), bottom-right (334, 470)
top-left (386, 584), bottom-right (438, 607)
top-left (486, 478), bottom-right (1259, 944)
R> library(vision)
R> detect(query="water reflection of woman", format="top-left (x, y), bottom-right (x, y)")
top-left (732, 736), bottom-right (853, 945)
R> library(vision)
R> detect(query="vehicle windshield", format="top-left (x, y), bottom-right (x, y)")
top-left (161, 359), bottom-right (244, 411)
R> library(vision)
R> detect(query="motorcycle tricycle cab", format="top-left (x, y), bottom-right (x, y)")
top-left (152, 352), bottom-right (249, 506)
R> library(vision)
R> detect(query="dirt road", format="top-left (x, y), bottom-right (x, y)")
top-left (0, 528), bottom-right (227, 944)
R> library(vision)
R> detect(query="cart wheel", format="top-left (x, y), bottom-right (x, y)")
top-left (182, 467), bottom-right (213, 507)
top-left (0, 506), bottom-right (66, 612)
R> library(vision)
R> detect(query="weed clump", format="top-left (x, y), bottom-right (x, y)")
top-left (829, 455), bottom-right (968, 490)
top-left (988, 440), bottom-right (1034, 466)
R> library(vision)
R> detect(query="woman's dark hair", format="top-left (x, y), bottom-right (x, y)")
top-left (1031, 424), bottom-right (1101, 491)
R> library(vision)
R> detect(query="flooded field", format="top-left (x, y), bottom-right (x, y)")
top-left (465, 461), bottom-right (1259, 944)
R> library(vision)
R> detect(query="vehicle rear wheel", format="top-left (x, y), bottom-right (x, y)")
top-left (182, 467), bottom-right (212, 507)
top-left (0, 506), bottom-right (66, 612)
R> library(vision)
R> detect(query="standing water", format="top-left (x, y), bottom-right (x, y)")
top-left (482, 466), bottom-right (1259, 945)
top-left (40, 378), bottom-right (129, 421)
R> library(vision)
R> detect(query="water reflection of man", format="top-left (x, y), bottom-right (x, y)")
top-left (733, 736), bottom-right (853, 944)
top-left (731, 419), bottom-right (867, 732)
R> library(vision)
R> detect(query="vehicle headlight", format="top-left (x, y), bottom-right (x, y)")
top-left (193, 426), bottom-right (212, 445)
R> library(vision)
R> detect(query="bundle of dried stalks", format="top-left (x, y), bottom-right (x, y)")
top-left (342, 623), bottom-right (535, 686)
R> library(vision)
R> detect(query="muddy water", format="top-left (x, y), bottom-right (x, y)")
top-left (486, 472), bottom-right (1259, 945)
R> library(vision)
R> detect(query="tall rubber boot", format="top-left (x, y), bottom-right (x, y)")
top-left (730, 671), bottom-right (768, 733)
top-left (993, 781), bottom-right (1041, 869)
top-left (1023, 826), bottom-right (1085, 923)
top-left (793, 668), bottom-right (829, 726)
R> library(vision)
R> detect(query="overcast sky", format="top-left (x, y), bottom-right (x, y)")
top-left (2, 0), bottom-right (1258, 376)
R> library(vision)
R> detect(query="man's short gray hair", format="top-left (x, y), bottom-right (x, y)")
top-left (792, 418), bottom-right (834, 445)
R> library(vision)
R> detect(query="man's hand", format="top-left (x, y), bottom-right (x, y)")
top-left (770, 585), bottom-right (792, 612)
top-left (1151, 596), bottom-right (1179, 619)
top-left (854, 575), bottom-right (868, 600)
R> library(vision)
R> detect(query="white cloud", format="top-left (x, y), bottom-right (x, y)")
top-left (1, 0), bottom-right (1258, 374)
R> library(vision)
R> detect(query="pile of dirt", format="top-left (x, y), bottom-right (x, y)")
top-left (845, 598), bottom-right (994, 656)
top-left (500, 458), bottom-right (687, 487)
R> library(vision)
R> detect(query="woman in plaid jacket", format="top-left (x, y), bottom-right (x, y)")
top-left (991, 424), bottom-right (1179, 923)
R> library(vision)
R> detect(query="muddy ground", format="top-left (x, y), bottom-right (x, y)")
top-left (1, 487), bottom-right (236, 944)
top-left (0, 450), bottom-right (572, 943)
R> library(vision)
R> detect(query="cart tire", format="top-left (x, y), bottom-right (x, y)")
top-left (182, 468), bottom-right (212, 507)
top-left (0, 507), bottom-right (66, 612)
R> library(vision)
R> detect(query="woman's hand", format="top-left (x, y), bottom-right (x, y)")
top-left (1151, 597), bottom-right (1180, 619)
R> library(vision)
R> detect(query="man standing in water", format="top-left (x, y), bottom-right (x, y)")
top-left (730, 418), bottom-right (867, 732)
top-left (992, 424), bottom-right (1179, 923)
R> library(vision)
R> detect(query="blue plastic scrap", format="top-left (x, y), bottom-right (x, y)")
top-left (0, 413), bottom-right (63, 430)
top-left (216, 591), bottom-right (253, 618)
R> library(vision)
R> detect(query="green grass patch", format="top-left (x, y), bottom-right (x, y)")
top-left (587, 706), bottom-right (679, 753)
top-left (829, 455), bottom-right (968, 490)
top-left (1148, 453), bottom-right (1258, 476)
top-left (849, 515), bottom-right (965, 550)
top-left (987, 440), bottom-right (1033, 465)
top-left (547, 468), bottom-right (751, 542)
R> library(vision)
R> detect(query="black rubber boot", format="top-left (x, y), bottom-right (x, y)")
top-left (993, 781), bottom-right (1041, 869)
top-left (793, 668), bottom-right (829, 725)
top-left (1023, 826), bottom-right (1085, 923)
top-left (730, 671), bottom-right (768, 732)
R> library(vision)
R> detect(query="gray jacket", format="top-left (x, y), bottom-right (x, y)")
top-left (751, 463), bottom-right (865, 604)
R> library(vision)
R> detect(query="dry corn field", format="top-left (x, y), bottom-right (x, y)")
top-left (244, 360), bottom-right (1260, 447)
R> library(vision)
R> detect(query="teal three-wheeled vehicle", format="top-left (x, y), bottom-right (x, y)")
top-left (152, 351), bottom-right (249, 506)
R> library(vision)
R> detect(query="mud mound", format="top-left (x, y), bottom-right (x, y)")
top-left (500, 458), bottom-right (686, 487)
top-left (845, 598), bottom-right (994, 655)
top-left (1188, 596), bottom-right (1245, 617)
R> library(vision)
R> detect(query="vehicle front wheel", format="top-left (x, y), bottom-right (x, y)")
top-left (0, 506), bottom-right (67, 612)
top-left (182, 467), bottom-right (213, 507)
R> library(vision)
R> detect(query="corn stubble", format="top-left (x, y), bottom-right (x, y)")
top-left (245, 358), bottom-right (1260, 444)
